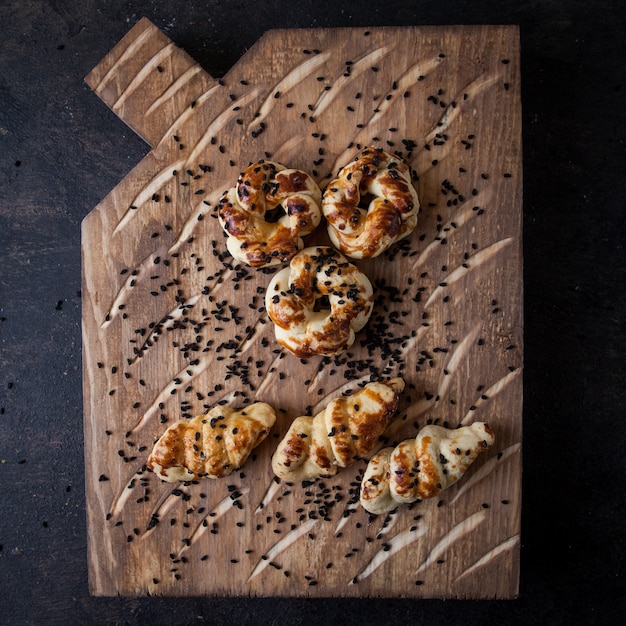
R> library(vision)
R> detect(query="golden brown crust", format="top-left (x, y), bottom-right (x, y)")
top-left (265, 246), bottom-right (374, 357)
top-left (326, 381), bottom-right (404, 465)
top-left (360, 422), bottom-right (496, 514)
top-left (218, 160), bottom-right (321, 267)
top-left (323, 147), bottom-right (420, 259)
top-left (386, 439), bottom-right (417, 501)
top-left (271, 378), bottom-right (405, 481)
top-left (147, 403), bottom-right (276, 482)
top-left (359, 447), bottom-right (395, 515)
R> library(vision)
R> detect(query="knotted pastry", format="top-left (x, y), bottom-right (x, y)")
top-left (272, 378), bottom-right (405, 482)
top-left (147, 402), bottom-right (276, 482)
top-left (322, 147), bottom-right (420, 259)
top-left (359, 422), bottom-right (495, 514)
top-left (265, 246), bottom-right (374, 357)
top-left (218, 160), bottom-right (322, 267)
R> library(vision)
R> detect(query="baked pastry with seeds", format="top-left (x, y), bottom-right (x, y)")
top-left (360, 422), bottom-right (495, 514)
top-left (265, 245), bottom-right (374, 357)
top-left (323, 147), bottom-right (419, 259)
top-left (218, 160), bottom-right (322, 267)
top-left (147, 402), bottom-right (276, 481)
top-left (272, 378), bottom-right (405, 482)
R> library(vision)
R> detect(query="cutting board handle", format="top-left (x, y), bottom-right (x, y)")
top-left (85, 17), bottom-right (216, 148)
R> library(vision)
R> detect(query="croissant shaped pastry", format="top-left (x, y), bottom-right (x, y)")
top-left (359, 422), bottom-right (495, 514)
top-left (272, 378), bottom-right (405, 482)
top-left (147, 403), bottom-right (276, 482)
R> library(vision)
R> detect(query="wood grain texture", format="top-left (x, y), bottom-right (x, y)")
top-left (82, 18), bottom-right (522, 598)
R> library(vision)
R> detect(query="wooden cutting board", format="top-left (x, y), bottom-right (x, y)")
top-left (82, 18), bottom-right (522, 598)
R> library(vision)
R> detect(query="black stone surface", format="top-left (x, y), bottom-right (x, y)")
top-left (0, 1), bottom-right (624, 624)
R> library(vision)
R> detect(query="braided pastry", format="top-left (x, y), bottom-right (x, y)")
top-left (265, 246), bottom-right (374, 357)
top-left (359, 422), bottom-right (495, 514)
top-left (218, 160), bottom-right (322, 267)
top-left (147, 402), bottom-right (276, 482)
top-left (272, 378), bottom-right (405, 482)
top-left (322, 147), bottom-right (420, 259)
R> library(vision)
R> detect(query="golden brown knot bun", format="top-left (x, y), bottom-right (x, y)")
top-left (272, 378), bottom-right (405, 482)
top-left (323, 147), bottom-right (420, 259)
top-left (360, 422), bottom-right (495, 514)
top-left (147, 402), bottom-right (276, 482)
top-left (265, 246), bottom-right (374, 357)
top-left (218, 160), bottom-right (322, 267)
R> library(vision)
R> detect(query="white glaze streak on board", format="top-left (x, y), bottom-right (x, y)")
top-left (146, 65), bottom-right (203, 116)
top-left (113, 160), bottom-right (185, 235)
top-left (352, 524), bottom-right (428, 582)
top-left (252, 52), bottom-right (332, 128)
top-left (112, 43), bottom-right (176, 111)
top-left (312, 46), bottom-right (392, 117)
top-left (451, 443), bottom-right (521, 504)
top-left (247, 519), bottom-right (318, 582)
top-left (94, 26), bottom-right (154, 94)
top-left (184, 88), bottom-right (263, 167)
top-left (415, 511), bottom-right (488, 575)
top-left (455, 535), bottom-right (520, 583)
top-left (178, 487), bottom-right (251, 557)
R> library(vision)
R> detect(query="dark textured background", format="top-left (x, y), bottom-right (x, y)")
top-left (0, 1), bottom-right (624, 624)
